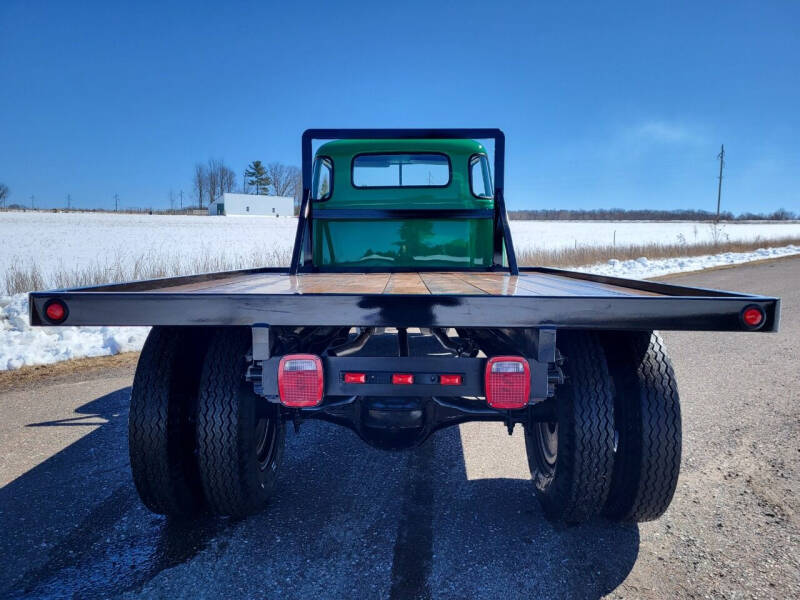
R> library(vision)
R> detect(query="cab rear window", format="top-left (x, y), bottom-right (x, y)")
top-left (352, 153), bottom-right (450, 188)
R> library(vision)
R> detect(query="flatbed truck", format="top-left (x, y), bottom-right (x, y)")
top-left (30, 129), bottom-right (780, 523)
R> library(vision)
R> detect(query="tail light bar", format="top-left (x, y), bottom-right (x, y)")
top-left (343, 372), bottom-right (366, 384)
top-left (484, 356), bottom-right (531, 409)
top-left (440, 374), bottom-right (462, 386)
top-left (278, 354), bottom-right (323, 407)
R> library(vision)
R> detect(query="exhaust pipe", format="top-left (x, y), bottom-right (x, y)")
top-left (327, 327), bottom-right (376, 357)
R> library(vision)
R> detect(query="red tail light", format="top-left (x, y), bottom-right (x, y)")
top-left (44, 300), bottom-right (68, 323)
top-left (440, 374), bottom-right (462, 386)
top-left (485, 356), bottom-right (530, 409)
top-left (278, 354), bottom-right (323, 407)
top-left (392, 373), bottom-right (414, 385)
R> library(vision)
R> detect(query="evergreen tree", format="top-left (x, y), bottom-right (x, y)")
top-left (244, 160), bottom-right (271, 195)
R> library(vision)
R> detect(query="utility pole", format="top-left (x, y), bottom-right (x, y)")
top-left (114, 193), bottom-right (119, 212)
top-left (179, 189), bottom-right (184, 209)
top-left (30, 195), bottom-right (35, 210)
top-left (716, 144), bottom-right (725, 222)
top-left (169, 190), bottom-right (175, 211)
top-left (67, 194), bottom-right (71, 210)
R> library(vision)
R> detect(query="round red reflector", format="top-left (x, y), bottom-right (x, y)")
top-left (45, 301), bottom-right (66, 322)
top-left (742, 307), bottom-right (763, 327)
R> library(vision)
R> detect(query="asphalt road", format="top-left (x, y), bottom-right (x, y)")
top-left (1, 257), bottom-right (798, 599)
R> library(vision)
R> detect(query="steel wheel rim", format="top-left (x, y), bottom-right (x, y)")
top-left (255, 417), bottom-right (277, 471)
top-left (534, 421), bottom-right (558, 474)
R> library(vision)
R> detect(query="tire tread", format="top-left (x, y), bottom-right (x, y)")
top-left (602, 331), bottom-right (682, 522)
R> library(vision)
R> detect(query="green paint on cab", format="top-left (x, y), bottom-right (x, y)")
top-left (311, 139), bottom-right (495, 269)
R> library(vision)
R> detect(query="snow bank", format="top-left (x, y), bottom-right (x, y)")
top-left (0, 294), bottom-right (148, 371)
top-left (578, 244), bottom-right (800, 279)
top-left (2, 244), bottom-right (797, 372)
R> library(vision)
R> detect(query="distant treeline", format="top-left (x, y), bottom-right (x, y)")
top-left (508, 208), bottom-right (798, 221)
top-left (1, 205), bottom-right (207, 215)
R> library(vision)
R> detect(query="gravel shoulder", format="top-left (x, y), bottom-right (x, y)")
top-left (0, 257), bottom-right (797, 599)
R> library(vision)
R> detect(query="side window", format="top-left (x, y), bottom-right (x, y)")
top-left (312, 157), bottom-right (333, 200)
top-left (469, 155), bottom-right (493, 199)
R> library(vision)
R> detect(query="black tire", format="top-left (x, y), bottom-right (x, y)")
top-left (600, 331), bottom-right (682, 522)
top-left (525, 331), bottom-right (616, 523)
top-left (196, 328), bottom-right (285, 517)
top-left (129, 326), bottom-right (209, 516)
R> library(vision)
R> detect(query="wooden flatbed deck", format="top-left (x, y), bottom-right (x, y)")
top-left (153, 271), bottom-right (662, 297)
top-left (29, 267), bottom-right (779, 331)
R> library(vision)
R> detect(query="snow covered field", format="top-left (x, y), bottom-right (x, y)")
top-left (1, 211), bottom-right (799, 371)
top-left (2, 211), bottom-right (800, 287)
top-left (0, 212), bottom-right (298, 287)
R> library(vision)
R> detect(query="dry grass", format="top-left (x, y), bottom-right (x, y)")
top-left (516, 236), bottom-right (800, 268)
top-left (3, 247), bottom-right (292, 295)
top-left (0, 351), bottom-right (140, 392)
top-left (3, 237), bottom-right (799, 295)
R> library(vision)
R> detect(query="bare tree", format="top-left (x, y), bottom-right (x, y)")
top-left (206, 159), bottom-right (220, 205)
top-left (0, 183), bottom-right (9, 209)
top-left (290, 168), bottom-right (303, 214)
top-left (194, 159), bottom-right (239, 208)
top-left (220, 165), bottom-right (236, 196)
top-left (205, 158), bottom-right (236, 205)
top-left (266, 163), bottom-right (300, 197)
top-left (193, 164), bottom-right (207, 208)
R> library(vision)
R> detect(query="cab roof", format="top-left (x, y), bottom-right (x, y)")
top-left (315, 138), bottom-right (488, 159)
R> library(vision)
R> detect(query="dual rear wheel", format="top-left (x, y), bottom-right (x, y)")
top-left (525, 330), bottom-right (682, 523)
top-left (129, 327), bottom-right (284, 518)
top-left (130, 326), bottom-right (681, 523)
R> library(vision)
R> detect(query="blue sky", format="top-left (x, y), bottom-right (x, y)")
top-left (1, 1), bottom-right (798, 213)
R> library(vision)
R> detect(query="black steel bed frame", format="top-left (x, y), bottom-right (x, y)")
top-left (28, 264), bottom-right (780, 332)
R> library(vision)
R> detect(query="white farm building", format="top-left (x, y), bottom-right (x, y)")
top-left (208, 193), bottom-right (295, 217)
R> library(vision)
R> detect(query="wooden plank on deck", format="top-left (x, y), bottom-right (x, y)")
top-left (383, 273), bottom-right (431, 295)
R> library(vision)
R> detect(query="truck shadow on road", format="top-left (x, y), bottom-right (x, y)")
top-left (0, 386), bottom-right (639, 599)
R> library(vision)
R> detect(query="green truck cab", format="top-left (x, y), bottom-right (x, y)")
top-left (310, 139), bottom-right (496, 268)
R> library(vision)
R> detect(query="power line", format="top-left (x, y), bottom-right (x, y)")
top-left (716, 144), bottom-right (725, 222)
